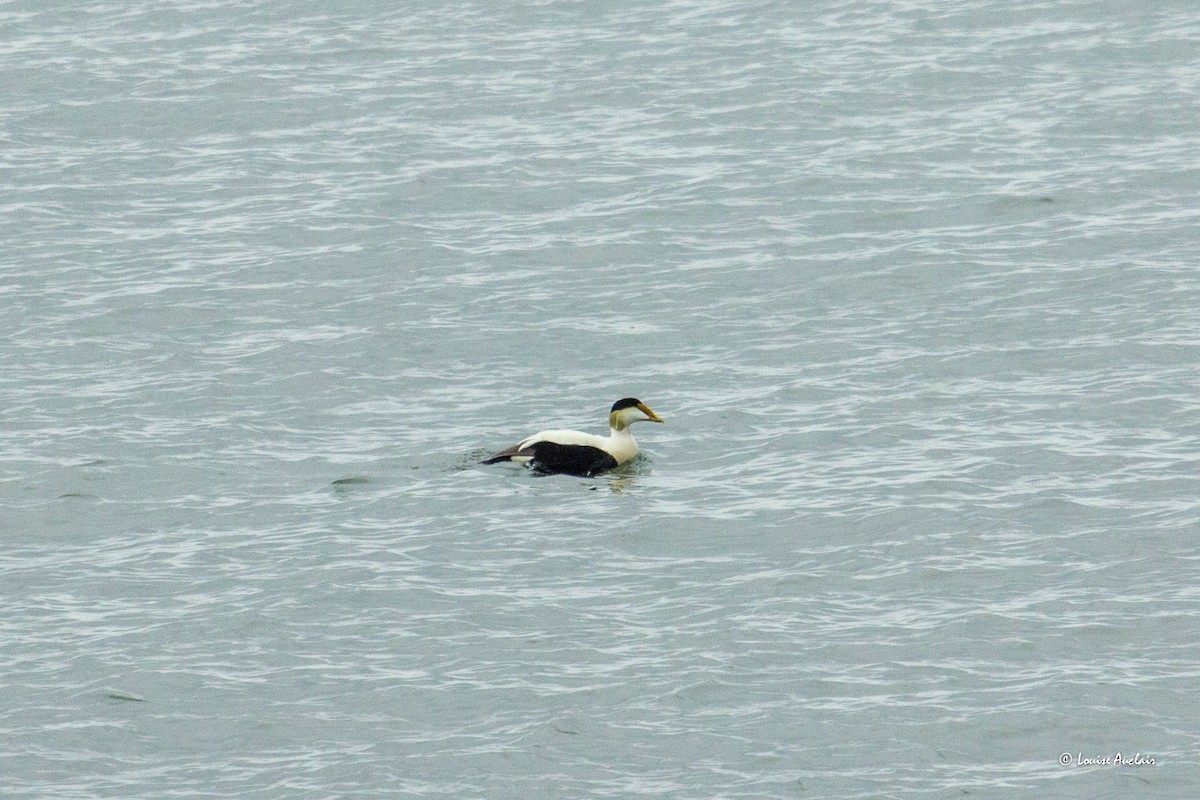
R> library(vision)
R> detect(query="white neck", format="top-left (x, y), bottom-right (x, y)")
top-left (605, 423), bottom-right (639, 464)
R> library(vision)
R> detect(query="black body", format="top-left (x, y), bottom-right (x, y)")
top-left (482, 442), bottom-right (619, 477)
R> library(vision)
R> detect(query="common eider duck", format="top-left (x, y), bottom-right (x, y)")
top-left (482, 398), bottom-right (664, 477)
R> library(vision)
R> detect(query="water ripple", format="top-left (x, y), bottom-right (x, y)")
top-left (3, 1), bottom-right (1199, 797)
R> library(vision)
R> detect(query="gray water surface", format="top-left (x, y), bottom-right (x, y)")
top-left (3, 1), bottom-right (1199, 797)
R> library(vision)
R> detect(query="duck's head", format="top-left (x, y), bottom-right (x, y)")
top-left (609, 397), bottom-right (664, 430)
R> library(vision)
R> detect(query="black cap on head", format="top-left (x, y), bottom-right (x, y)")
top-left (611, 398), bottom-right (642, 412)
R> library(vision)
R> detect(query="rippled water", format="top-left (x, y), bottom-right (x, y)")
top-left (3, 1), bottom-right (1199, 797)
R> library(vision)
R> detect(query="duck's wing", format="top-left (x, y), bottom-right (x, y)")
top-left (481, 429), bottom-right (613, 475)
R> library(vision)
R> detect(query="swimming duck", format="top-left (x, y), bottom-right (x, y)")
top-left (482, 398), bottom-right (664, 476)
